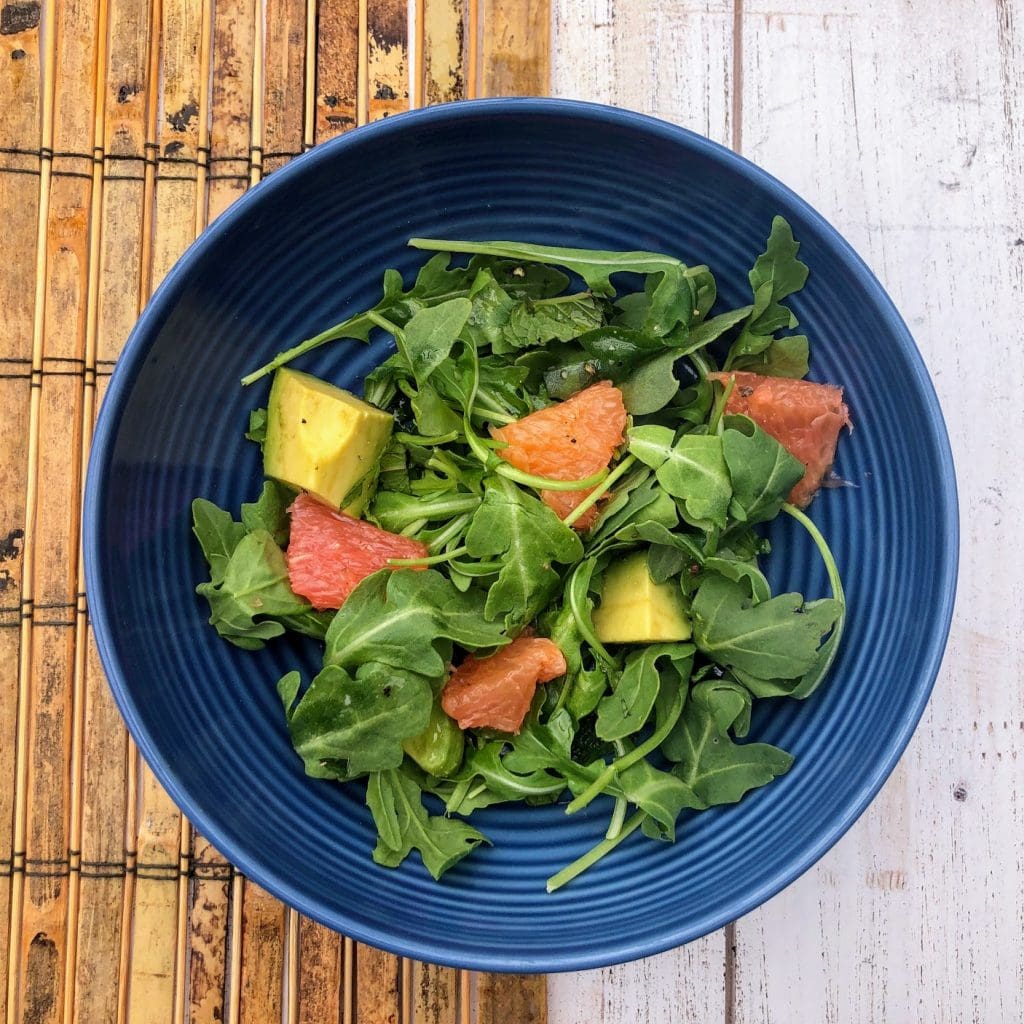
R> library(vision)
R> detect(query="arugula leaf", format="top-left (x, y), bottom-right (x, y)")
top-left (240, 480), bottom-right (294, 547)
top-left (366, 767), bottom-right (488, 879)
top-left (282, 664), bottom-right (434, 776)
top-left (323, 569), bottom-right (507, 676)
top-left (409, 238), bottom-right (684, 297)
top-left (192, 498), bottom-right (247, 584)
top-left (722, 416), bottom-right (805, 524)
top-left (699, 553), bottom-right (771, 603)
top-left (399, 297), bottom-right (473, 386)
top-left (730, 334), bottom-right (809, 379)
top-left (628, 426), bottom-right (732, 530)
top-left (725, 217), bottom-right (809, 369)
top-left (615, 759), bottom-right (704, 841)
top-left (465, 476), bottom-right (584, 632)
top-left (618, 350), bottom-right (681, 415)
top-left (596, 644), bottom-right (694, 741)
top-left (441, 740), bottom-right (566, 814)
top-left (196, 529), bottom-right (311, 649)
top-left (691, 575), bottom-right (841, 681)
top-left (662, 687), bottom-right (793, 806)
top-left (469, 256), bottom-right (569, 298)
top-left (245, 408), bottom-right (268, 446)
top-left (690, 677), bottom-right (753, 738)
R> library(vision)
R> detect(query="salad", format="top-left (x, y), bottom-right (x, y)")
top-left (192, 219), bottom-right (850, 891)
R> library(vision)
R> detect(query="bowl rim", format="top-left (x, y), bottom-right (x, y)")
top-left (83, 96), bottom-right (960, 973)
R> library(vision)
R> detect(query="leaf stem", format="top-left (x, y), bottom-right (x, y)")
top-left (240, 312), bottom-right (373, 385)
top-left (387, 545), bottom-right (469, 568)
top-left (605, 740), bottom-right (628, 840)
top-left (708, 376), bottom-right (736, 435)
top-left (425, 512), bottom-right (472, 553)
top-left (394, 430), bottom-right (461, 447)
top-left (565, 684), bottom-right (686, 815)
top-left (546, 811), bottom-right (647, 892)
top-left (562, 455), bottom-right (637, 528)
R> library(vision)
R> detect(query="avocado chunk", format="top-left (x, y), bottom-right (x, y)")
top-left (402, 701), bottom-right (464, 778)
top-left (592, 550), bottom-right (692, 644)
top-left (264, 368), bottom-right (393, 515)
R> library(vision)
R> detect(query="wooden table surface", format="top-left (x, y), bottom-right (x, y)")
top-left (1, 1), bottom-right (1018, 1022)
top-left (549, 2), bottom-right (1022, 1021)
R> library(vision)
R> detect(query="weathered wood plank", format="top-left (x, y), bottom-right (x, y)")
top-left (367, 0), bottom-right (409, 121)
top-left (476, 974), bottom-right (546, 1024)
top-left (238, 882), bottom-right (286, 1024)
top-left (548, 5), bottom-right (731, 1017)
top-left (731, 2), bottom-right (1024, 1018)
top-left (264, 0), bottom-right (307, 172)
top-left (354, 945), bottom-right (400, 1023)
top-left (421, 0), bottom-right (466, 104)
top-left (315, 0), bottom-right (359, 142)
top-left (478, 0), bottom-right (548, 97)
top-left (410, 960), bottom-right (456, 1024)
top-left (0, 2), bottom-right (43, 1019)
top-left (296, 918), bottom-right (343, 1024)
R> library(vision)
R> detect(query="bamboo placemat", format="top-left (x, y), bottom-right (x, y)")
top-left (0, 1), bottom-right (550, 1021)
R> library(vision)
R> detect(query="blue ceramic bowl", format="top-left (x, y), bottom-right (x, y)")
top-left (84, 99), bottom-right (958, 972)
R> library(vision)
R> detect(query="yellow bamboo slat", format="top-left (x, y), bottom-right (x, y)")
top-left (188, 835), bottom-right (231, 1024)
top-left (477, 0), bottom-right (548, 98)
top-left (296, 918), bottom-right (343, 1024)
top-left (263, 0), bottom-right (307, 173)
top-left (476, 974), bottom-right (547, 1024)
top-left (208, 0), bottom-right (257, 219)
top-left (367, 0), bottom-right (409, 121)
top-left (420, 0), bottom-right (467, 105)
top-left (411, 960), bottom-right (457, 1024)
top-left (236, 882), bottom-right (286, 1024)
top-left (14, 0), bottom-right (104, 1019)
top-left (315, 0), bottom-right (360, 143)
top-left (0, 4), bottom-right (43, 1021)
top-left (355, 945), bottom-right (401, 1024)
top-left (126, 0), bottom-right (210, 1020)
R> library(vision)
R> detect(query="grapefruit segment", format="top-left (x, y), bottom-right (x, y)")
top-left (441, 635), bottom-right (568, 734)
top-left (711, 370), bottom-right (850, 507)
top-left (286, 492), bottom-right (428, 610)
top-left (492, 381), bottom-right (628, 529)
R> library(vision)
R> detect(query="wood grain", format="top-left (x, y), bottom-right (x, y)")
top-left (367, 0), bottom-right (409, 120)
top-left (421, 0), bottom-right (466, 104)
top-left (548, 6), bottom-right (732, 1017)
top-left (296, 918), bottom-right (343, 1024)
top-left (476, 974), bottom-right (546, 1024)
top-left (0, 1), bottom-right (43, 1019)
top-left (478, 0), bottom-right (548, 97)
top-left (238, 883), bottom-right (287, 1024)
top-left (355, 945), bottom-right (401, 1023)
top-left (732, 2), bottom-right (1024, 1017)
top-left (410, 961), bottom-right (456, 1024)
top-left (188, 835), bottom-right (231, 1024)
top-left (315, 0), bottom-right (360, 142)
top-left (264, 0), bottom-right (307, 172)
top-left (208, 0), bottom-right (257, 219)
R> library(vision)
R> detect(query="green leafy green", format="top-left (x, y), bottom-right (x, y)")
top-left (628, 426), bottom-right (732, 530)
top-left (366, 767), bottom-right (488, 878)
top-left (464, 476), bottom-right (584, 631)
top-left (722, 416), bottom-right (805, 524)
top-left (596, 644), bottom-right (694, 741)
top-left (691, 575), bottom-right (841, 681)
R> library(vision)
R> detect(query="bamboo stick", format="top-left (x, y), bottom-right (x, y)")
top-left (126, 0), bottom-right (209, 1019)
top-left (421, 0), bottom-right (467, 105)
top-left (296, 918), bottom-right (343, 1024)
top-left (411, 960), bottom-right (458, 1024)
top-left (208, 0), bottom-right (257, 219)
top-left (74, 0), bottom-right (154, 1006)
top-left (0, 6), bottom-right (44, 1021)
top-left (188, 835), bottom-right (232, 1024)
top-left (354, 945), bottom-right (401, 1024)
top-left (314, 0), bottom-right (360, 142)
top-left (14, 0), bottom-right (103, 1018)
top-left (236, 882), bottom-right (286, 1024)
top-left (475, 974), bottom-right (547, 1024)
top-left (477, 0), bottom-right (548, 97)
top-left (263, 0), bottom-right (305, 173)
top-left (63, 0), bottom-right (111, 1019)
top-left (367, 0), bottom-right (409, 121)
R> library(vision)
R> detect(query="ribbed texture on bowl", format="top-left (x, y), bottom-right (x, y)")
top-left (84, 99), bottom-right (957, 973)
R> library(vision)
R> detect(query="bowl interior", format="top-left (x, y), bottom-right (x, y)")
top-left (86, 100), bottom-right (957, 972)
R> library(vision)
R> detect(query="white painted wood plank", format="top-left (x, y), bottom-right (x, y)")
top-left (548, 4), bottom-right (735, 1020)
top-left (733, 2), bottom-right (1024, 1021)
